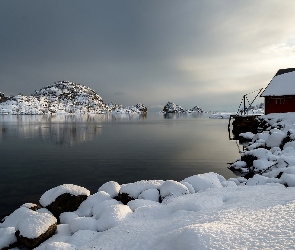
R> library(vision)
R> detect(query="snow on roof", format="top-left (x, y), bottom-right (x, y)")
top-left (261, 69), bottom-right (295, 96)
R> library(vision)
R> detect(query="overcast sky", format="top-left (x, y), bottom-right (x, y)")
top-left (1, 0), bottom-right (295, 111)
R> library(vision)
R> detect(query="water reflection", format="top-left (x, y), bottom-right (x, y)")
top-left (163, 113), bottom-right (203, 119)
top-left (0, 114), bottom-right (240, 217)
top-left (0, 114), bottom-right (146, 146)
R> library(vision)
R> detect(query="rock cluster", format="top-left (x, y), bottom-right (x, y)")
top-left (0, 173), bottom-right (230, 249)
top-left (230, 114), bottom-right (295, 184)
top-left (163, 101), bottom-right (203, 114)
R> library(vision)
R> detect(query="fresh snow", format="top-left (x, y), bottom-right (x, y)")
top-left (0, 227), bottom-right (17, 249)
top-left (97, 181), bottom-right (121, 198)
top-left (2, 172), bottom-right (295, 249)
top-left (82, 185), bottom-right (295, 250)
top-left (15, 211), bottom-right (57, 238)
top-left (39, 184), bottom-right (90, 207)
top-left (119, 180), bottom-right (164, 198)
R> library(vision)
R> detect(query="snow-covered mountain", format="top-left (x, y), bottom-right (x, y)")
top-left (0, 81), bottom-right (147, 115)
top-left (163, 101), bottom-right (203, 114)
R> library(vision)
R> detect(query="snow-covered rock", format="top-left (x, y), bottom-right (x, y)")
top-left (92, 199), bottom-right (121, 219)
top-left (230, 113), bottom-right (295, 181)
top-left (1, 208), bottom-right (58, 249)
top-left (15, 211), bottom-right (57, 239)
top-left (0, 227), bottom-right (17, 249)
top-left (138, 188), bottom-right (160, 202)
top-left (163, 101), bottom-right (203, 114)
top-left (159, 180), bottom-right (190, 203)
top-left (98, 181), bottom-right (121, 198)
top-left (59, 212), bottom-right (79, 224)
top-left (117, 180), bottom-right (164, 204)
top-left (96, 204), bottom-right (132, 232)
top-left (40, 184), bottom-right (90, 216)
top-left (75, 191), bottom-right (111, 217)
top-left (3, 170), bottom-right (295, 249)
top-left (69, 217), bottom-right (97, 234)
top-left (40, 184), bottom-right (90, 207)
top-left (182, 172), bottom-right (223, 192)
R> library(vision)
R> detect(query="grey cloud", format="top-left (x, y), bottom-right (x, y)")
top-left (1, 0), bottom-right (295, 111)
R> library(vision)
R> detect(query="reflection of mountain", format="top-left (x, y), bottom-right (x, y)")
top-left (0, 114), bottom-right (147, 146)
top-left (163, 112), bottom-right (203, 119)
top-left (0, 115), bottom-right (103, 146)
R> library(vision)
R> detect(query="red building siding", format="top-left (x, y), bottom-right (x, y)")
top-left (265, 96), bottom-right (295, 114)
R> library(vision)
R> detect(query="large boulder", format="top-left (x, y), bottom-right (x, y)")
top-left (15, 211), bottom-right (57, 249)
top-left (39, 184), bottom-right (90, 217)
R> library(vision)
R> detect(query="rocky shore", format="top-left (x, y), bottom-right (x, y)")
top-left (1, 174), bottom-right (231, 249)
top-left (229, 113), bottom-right (295, 182)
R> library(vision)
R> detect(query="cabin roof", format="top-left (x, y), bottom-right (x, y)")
top-left (261, 68), bottom-right (295, 97)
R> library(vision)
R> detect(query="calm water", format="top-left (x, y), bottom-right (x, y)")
top-left (0, 113), bottom-right (239, 216)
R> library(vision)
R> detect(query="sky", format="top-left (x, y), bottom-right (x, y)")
top-left (1, 0), bottom-right (295, 112)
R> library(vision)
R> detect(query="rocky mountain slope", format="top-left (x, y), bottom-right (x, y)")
top-left (0, 81), bottom-right (147, 115)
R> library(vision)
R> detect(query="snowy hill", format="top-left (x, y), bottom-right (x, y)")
top-left (163, 102), bottom-right (203, 113)
top-left (0, 81), bottom-right (147, 115)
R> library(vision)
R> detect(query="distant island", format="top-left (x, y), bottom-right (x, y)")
top-left (162, 101), bottom-right (203, 114)
top-left (0, 81), bottom-right (147, 115)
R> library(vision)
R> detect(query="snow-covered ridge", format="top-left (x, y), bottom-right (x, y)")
top-left (0, 81), bottom-right (147, 115)
top-left (162, 101), bottom-right (203, 114)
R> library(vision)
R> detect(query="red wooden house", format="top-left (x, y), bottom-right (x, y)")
top-left (261, 68), bottom-right (295, 114)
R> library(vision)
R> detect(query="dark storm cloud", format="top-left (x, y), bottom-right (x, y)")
top-left (1, 1), bottom-right (295, 110)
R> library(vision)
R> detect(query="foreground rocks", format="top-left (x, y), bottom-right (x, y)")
top-left (230, 114), bottom-right (295, 184)
top-left (2, 162), bottom-right (293, 249)
top-left (0, 173), bottom-right (231, 249)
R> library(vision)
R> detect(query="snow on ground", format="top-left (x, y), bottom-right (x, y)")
top-left (28, 183), bottom-right (295, 250)
top-left (2, 172), bottom-right (295, 249)
top-left (79, 185), bottom-right (295, 250)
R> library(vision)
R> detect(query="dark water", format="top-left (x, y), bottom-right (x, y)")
top-left (0, 113), bottom-right (239, 216)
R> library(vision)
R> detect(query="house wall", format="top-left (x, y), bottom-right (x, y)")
top-left (265, 96), bottom-right (295, 114)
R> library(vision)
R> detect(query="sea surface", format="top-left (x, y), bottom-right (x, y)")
top-left (0, 113), bottom-right (240, 216)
